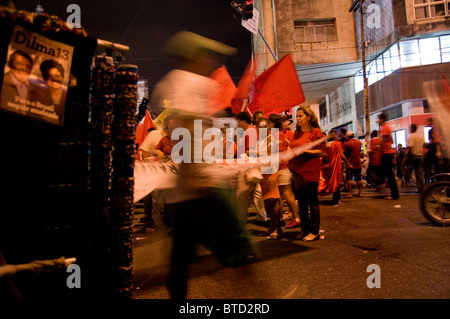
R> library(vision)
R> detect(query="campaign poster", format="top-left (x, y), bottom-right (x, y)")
top-left (0, 25), bottom-right (74, 126)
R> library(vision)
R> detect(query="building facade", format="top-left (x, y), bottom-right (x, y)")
top-left (255, 0), bottom-right (450, 146)
top-left (352, 0), bottom-right (450, 144)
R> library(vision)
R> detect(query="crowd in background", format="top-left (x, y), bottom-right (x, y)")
top-left (136, 108), bottom-right (450, 245)
top-left (132, 30), bottom-right (450, 300)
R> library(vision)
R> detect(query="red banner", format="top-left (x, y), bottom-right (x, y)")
top-left (209, 65), bottom-right (237, 114)
top-left (248, 54), bottom-right (304, 115)
top-left (231, 56), bottom-right (256, 113)
top-left (135, 109), bottom-right (156, 160)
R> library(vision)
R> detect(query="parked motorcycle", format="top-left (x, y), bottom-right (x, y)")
top-left (419, 173), bottom-right (450, 226)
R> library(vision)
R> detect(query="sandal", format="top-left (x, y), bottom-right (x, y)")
top-left (295, 231), bottom-right (309, 240)
top-left (266, 232), bottom-right (280, 240)
top-left (303, 233), bottom-right (318, 242)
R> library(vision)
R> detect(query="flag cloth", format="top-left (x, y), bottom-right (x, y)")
top-left (319, 140), bottom-right (343, 196)
top-left (248, 54), bottom-right (304, 115)
top-left (135, 110), bottom-right (155, 160)
top-left (231, 56), bottom-right (256, 114)
top-left (209, 65), bottom-right (237, 115)
top-left (154, 108), bottom-right (169, 130)
top-left (443, 73), bottom-right (450, 95)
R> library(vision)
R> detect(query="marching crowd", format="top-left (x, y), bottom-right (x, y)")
top-left (134, 31), bottom-right (449, 299)
top-left (137, 108), bottom-right (450, 245)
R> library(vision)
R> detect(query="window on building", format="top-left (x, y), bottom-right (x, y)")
top-left (395, 129), bottom-right (406, 149)
top-left (419, 37), bottom-right (441, 65)
top-left (424, 126), bottom-right (432, 143)
top-left (376, 56), bottom-right (385, 81)
top-left (389, 44), bottom-right (401, 71)
top-left (319, 101), bottom-right (327, 120)
top-left (385, 104), bottom-right (403, 121)
top-left (440, 35), bottom-right (450, 62)
top-left (368, 60), bottom-right (378, 85)
top-left (294, 19), bottom-right (337, 43)
top-left (414, 0), bottom-right (449, 20)
top-left (354, 34), bottom-right (449, 92)
top-left (399, 40), bottom-right (421, 67)
top-left (354, 70), bottom-right (364, 93)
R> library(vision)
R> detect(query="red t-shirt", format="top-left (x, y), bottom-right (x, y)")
top-left (369, 137), bottom-right (382, 166)
top-left (344, 138), bottom-right (362, 169)
top-left (155, 136), bottom-right (177, 156)
top-left (279, 130), bottom-right (294, 170)
top-left (284, 130), bottom-right (294, 144)
top-left (289, 128), bottom-right (324, 182)
top-left (380, 123), bottom-right (396, 154)
top-left (245, 125), bottom-right (257, 153)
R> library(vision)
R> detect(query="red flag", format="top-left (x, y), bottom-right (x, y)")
top-left (135, 110), bottom-right (155, 160)
top-left (231, 56), bottom-right (256, 113)
top-left (443, 73), bottom-right (450, 95)
top-left (248, 54), bottom-right (304, 115)
top-left (209, 65), bottom-right (237, 115)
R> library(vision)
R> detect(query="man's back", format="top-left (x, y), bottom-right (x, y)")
top-left (345, 138), bottom-right (362, 169)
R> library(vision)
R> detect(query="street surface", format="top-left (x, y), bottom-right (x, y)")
top-left (132, 185), bottom-right (450, 299)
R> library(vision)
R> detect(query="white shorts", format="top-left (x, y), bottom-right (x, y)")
top-left (277, 168), bottom-right (292, 186)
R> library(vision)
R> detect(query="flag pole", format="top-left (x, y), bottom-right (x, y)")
top-left (257, 28), bottom-right (278, 62)
top-left (241, 98), bottom-right (249, 112)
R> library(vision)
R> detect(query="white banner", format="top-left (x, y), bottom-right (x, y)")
top-left (133, 136), bottom-right (327, 202)
top-left (134, 161), bottom-right (179, 202)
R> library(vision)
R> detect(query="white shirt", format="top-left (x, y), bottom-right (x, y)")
top-left (407, 132), bottom-right (424, 156)
top-left (150, 69), bottom-right (215, 117)
top-left (139, 129), bottom-right (164, 156)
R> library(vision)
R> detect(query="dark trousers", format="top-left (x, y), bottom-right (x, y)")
top-left (382, 153), bottom-right (399, 199)
top-left (405, 155), bottom-right (424, 191)
top-left (332, 189), bottom-right (341, 203)
top-left (293, 173), bottom-right (320, 235)
top-left (367, 165), bottom-right (385, 186)
top-left (142, 193), bottom-right (154, 225)
top-left (423, 153), bottom-right (441, 182)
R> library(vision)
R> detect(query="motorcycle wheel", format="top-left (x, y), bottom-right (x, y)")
top-left (419, 181), bottom-right (450, 226)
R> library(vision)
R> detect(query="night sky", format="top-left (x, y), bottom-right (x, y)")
top-left (3, 0), bottom-right (253, 91)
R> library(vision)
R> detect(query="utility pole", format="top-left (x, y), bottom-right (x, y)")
top-left (350, 0), bottom-right (370, 136)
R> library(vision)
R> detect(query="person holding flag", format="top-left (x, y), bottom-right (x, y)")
top-left (153, 31), bottom-right (255, 300)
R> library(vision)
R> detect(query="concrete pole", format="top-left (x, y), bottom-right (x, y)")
top-left (360, 0), bottom-right (370, 136)
top-left (262, 0), bottom-right (278, 67)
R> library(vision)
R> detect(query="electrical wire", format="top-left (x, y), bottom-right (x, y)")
top-left (119, 0), bottom-right (149, 44)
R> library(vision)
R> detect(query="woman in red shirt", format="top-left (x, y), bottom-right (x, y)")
top-left (289, 106), bottom-right (325, 241)
top-left (154, 116), bottom-right (178, 159)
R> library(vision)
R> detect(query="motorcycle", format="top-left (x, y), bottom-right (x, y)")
top-left (419, 173), bottom-right (450, 226)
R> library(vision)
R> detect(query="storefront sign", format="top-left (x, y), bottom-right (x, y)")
top-left (329, 86), bottom-right (352, 122)
top-left (0, 25), bottom-right (74, 126)
top-left (241, 8), bottom-right (259, 35)
top-left (388, 119), bottom-right (400, 130)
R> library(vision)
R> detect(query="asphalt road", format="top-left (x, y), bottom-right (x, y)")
top-left (131, 185), bottom-right (450, 299)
